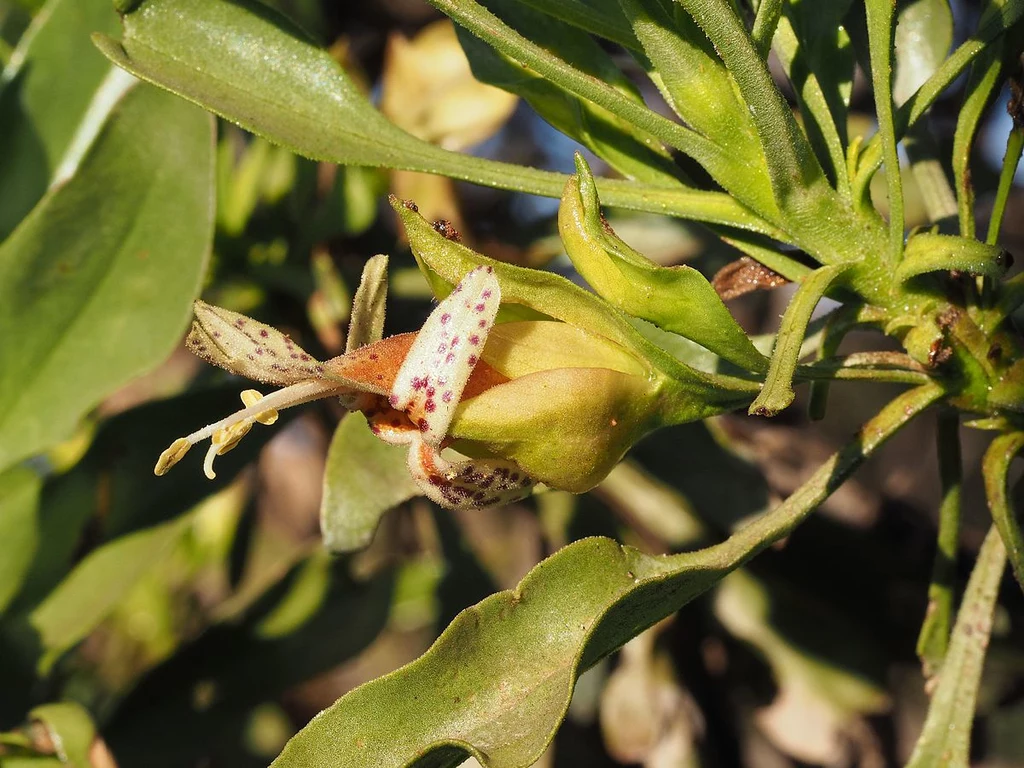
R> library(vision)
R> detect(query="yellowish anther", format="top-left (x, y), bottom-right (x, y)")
top-left (241, 389), bottom-right (279, 425)
top-left (203, 422), bottom-right (253, 480)
top-left (154, 438), bottom-right (191, 476)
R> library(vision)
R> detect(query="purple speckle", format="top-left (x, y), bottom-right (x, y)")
top-left (445, 353), bottom-right (456, 364)
top-left (468, 355), bottom-right (478, 366)
top-left (478, 319), bottom-right (487, 328)
top-left (260, 330), bottom-right (269, 338)
top-left (425, 400), bottom-right (436, 413)
top-left (474, 303), bottom-right (486, 313)
top-left (469, 335), bottom-right (480, 346)
top-left (441, 313), bottom-right (451, 325)
top-left (442, 391), bottom-right (453, 403)
top-left (482, 290), bottom-right (492, 299)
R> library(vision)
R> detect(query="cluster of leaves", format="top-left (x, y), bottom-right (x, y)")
top-left (1, 0), bottom-right (1024, 766)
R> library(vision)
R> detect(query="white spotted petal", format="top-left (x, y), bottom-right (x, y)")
top-left (389, 266), bottom-right (500, 446)
top-left (407, 439), bottom-right (535, 510)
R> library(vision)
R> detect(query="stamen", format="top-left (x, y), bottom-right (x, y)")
top-left (155, 438), bottom-right (191, 476)
top-left (154, 380), bottom-right (342, 478)
top-left (181, 379), bottom-right (337, 446)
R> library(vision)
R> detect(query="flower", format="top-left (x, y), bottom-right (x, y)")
top-left (157, 265), bottom-right (548, 509)
top-left (157, 202), bottom-right (760, 510)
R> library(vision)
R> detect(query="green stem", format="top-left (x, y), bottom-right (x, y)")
top-left (697, 382), bottom-right (943, 566)
top-left (983, 431), bottom-right (1024, 594)
top-left (916, 411), bottom-right (962, 678)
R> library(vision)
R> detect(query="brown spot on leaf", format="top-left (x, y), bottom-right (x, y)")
top-left (712, 257), bottom-right (790, 300)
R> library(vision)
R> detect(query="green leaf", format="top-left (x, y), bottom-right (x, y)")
top-left (893, 0), bottom-right (953, 106)
top-left (517, 0), bottom-right (636, 50)
top-left (895, 232), bottom-right (1009, 282)
top-left (0, 467), bottom-right (41, 615)
top-left (93, 0), bottom-right (772, 234)
top-left (0, 0), bottom-right (122, 239)
top-left (559, 156), bottom-right (766, 373)
top-left (423, 0), bottom-right (753, 192)
top-left (675, 0), bottom-right (829, 204)
top-left (857, 0), bottom-right (1024, 179)
top-left (27, 513), bottom-right (192, 671)
top-left (916, 412), bottom-right (962, 678)
top-left (454, 3), bottom-right (682, 184)
top-left (106, 558), bottom-right (393, 768)
top-left (772, 0), bottom-right (854, 189)
top-left (270, 384), bottom-right (940, 768)
top-left (749, 264), bottom-right (852, 417)
top-left (905, 524), bottom-right (1007, 768)
top-left (617, 0), bottom-right (775, 215)
top-left (7, 388), bottom-right (286, 619)
top-left (320, 413), bottom-right (419, 554)
top-left (986, 102), bottom-right (1024, 245)
top-left (864, 0), bottom-right (904, 263)
top-left (0, 83), bottom-right (214, 473)
top-left (983, 432), bottom-right (1024, 594)
top-left (28, 703), bottom-right (95, 768)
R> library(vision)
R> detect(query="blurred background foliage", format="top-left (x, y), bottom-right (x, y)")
top-left (0, 0), bottom-right (1023, 766)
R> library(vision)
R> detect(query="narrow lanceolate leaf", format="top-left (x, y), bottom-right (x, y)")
top-left (0, 467), bottom-right (41, 615)
top-left (0, 0), bottom-right (121, 239)
top-left (750, 264), bottom-right (852, 417)
top-left (516, 0), bottom-right (637, 50)
top-left (454, 2), bottom-right (684, 185)
top-left (674, 0), bottom-right (829, 202)
top-left (270, 384), bottom-right (940, 768)
top-left (863, 0), bottom-right (904, 264)
top-left (0, 84), bottom-right (214, 473)
top-left (772, 0), bottom-right (854, 190)
top-left (892, 0), bottom-right (953, 106)
top-left (905, 525), bottom-right (1007, 768)
top-left (346, 255), bottom-right (389, 353)
top-left (423, 0), bottom-right (739, 185)
top-left (916, 412), bottom-right (963, 678)
top-left (617, 0), bottom-right (773, 213)
top-left (858, 0), bottom-right (1024, 177)
top-left (93, 0), bottom-right (772, 233)
top-left (983, 432), bottom-right (1024, 594)
top-left (559, 157), bottom-right (766, 373)
top-left (320, 413), bottom-right (418, 553)
top-left (895, 232), bottom-right (1009, 283)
